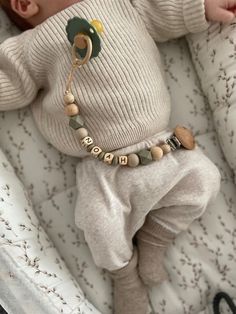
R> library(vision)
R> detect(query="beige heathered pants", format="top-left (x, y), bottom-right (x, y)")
top-left (75, 129), bottom-right (221, 271)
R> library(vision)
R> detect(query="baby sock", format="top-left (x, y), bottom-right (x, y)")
top-left (136, 215), bottom-right (176, 286)
top-left (109, 248), bottom-right (149, 314)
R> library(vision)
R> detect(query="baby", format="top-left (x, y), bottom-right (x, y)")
top-left (0, 0), bottom-right (233, 313)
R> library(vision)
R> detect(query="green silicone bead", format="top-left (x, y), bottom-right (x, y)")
top-left (112, 156), bottom-right (119, 166)
top-left (137, 149), bottom-right (153, 165)
top-left (69, 115), bottom-right (85, 130)
top-left (98, 152), bottom-right (105, 160)
top-left (87, 144), bottom-right (95, 152)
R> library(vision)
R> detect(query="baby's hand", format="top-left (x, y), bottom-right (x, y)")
top-left (205, 0), bottom-right (236, 23)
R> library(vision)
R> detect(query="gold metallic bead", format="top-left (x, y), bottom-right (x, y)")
top-left (160, 144), bottom-right (171, 154)
top-left (128, 154), bottom-right (140, 167)
top-left (65, 103), bottom-right (79, 116)
top-left (76, 128), bottom-right (88, 139)
top-left (150, 146), bottom-right (163, 161)
top-left (64, 92), bottom-right (75, 104)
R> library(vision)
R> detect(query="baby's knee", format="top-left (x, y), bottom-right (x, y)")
top-left (192, 157), bottom-right (221, 208)
top-left (82, 220), bottom-right (133, 271)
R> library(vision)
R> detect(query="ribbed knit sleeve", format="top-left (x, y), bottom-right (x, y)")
top-left (0, 30), bottom-right (39, 110)
top-left (131, 0), bottom-right (209, 42)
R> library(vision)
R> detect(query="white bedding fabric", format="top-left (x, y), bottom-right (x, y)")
top-left (187, 21), bottom-right (236, 184)
top-left (0, 9), bottom-right (236, 314)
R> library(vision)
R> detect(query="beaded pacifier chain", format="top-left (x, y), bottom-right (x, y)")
top-left (64, 18), bottom-right (196, 167)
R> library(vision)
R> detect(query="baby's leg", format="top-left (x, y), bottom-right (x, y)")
top-left (136, 149), bottom-right (221, 286)
top-left (109, 248), bottom-right (149, 314)
top-left (75, 161), bottom-right (149, 314)
top-left (136, 215), bottom-right (175, 286)
top-left (80, 219), bottom-right (149, 314)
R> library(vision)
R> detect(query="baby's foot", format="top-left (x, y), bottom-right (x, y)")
top-left (137, 238), bottom-right (168, 286)
top-left (136, 216), bottom-right (175, 287)
top-left (109, 248), bottom-right (149, 314)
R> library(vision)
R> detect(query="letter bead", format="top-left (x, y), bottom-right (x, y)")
top-left (104, 153), bottom-right (114, 164)
top-left (81, 136), bottom-right (93, 147)
top-left (91, 146), bottom-right (102, 157)
top-left (119, 156), bottom-right (128, 165)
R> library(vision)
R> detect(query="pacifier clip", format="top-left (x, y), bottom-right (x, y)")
top-left (64, 18), bottom-right (196, 167)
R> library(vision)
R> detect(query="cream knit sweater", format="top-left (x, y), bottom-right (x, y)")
top-left (0, 0), bottom-right (209, 157)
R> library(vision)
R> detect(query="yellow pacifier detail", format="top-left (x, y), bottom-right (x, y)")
top-left (90, 20), bottom-right (104, 34)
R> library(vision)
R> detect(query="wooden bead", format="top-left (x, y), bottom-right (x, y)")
top-left (74, 34), bottom-right (87, 49)
top-left (91, 146), bottom-right (102, 157)
top-left (119, 155), bottom-right (128, 166)
top-left (81, 136), bottom-right (93, 147)
top-left (174, 125), bottom-right (195, 150)
top-left (160, 144), bottom-right (171, 154)
top-left (64, 92), bottom-right (75, 104)
top-left (65, 103), bottom-right (79, 116)
top-left (104, 153), bottom-right (114, 164)
top-left (76, 128), bottom-right (88, 139)
top-left (128, 154), bottom-right (140, 167)
top-left (150, 146), bottom-right (163, 161)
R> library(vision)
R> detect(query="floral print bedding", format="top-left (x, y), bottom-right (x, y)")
top-left (187, 21), bottom-right (236, 184)
top-left (0, 9), bottom-right (236, 314)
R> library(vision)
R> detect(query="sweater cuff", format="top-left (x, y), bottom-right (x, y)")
top-left (183, 0), bottom-right (210, 33)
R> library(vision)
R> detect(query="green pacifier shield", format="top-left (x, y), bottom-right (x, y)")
top-left (66, 17), bottom-right (101, 59)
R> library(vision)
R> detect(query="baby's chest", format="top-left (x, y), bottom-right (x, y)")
top-left (49, 4), bottom-right (164, 115)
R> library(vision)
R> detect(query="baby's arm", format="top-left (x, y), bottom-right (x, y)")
top-left (131, 0), bottom-right (236, 42)
top-left (0, 31), bottom-right (39, 110)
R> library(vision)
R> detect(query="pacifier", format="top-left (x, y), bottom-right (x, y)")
top-left (66, 17), bottom-right (104, 65)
